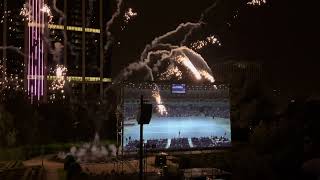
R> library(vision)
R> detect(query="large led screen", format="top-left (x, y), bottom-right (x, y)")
top-left (123, 83), bottom-right (231, 151)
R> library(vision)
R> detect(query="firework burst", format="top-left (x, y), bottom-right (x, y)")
top-left (40, 4), bottom-right (53, 23)
top-left (121, 8), bottom-right (138, 30)
top-left (247, 0), bottom-right (267, 6)
top-left (159, 64), bottom-right (182, 80)
top-left (50, 65), bottom-right (67, 92)
top-left (20, 3), bottom-right (32, 22)
top-left (124, 8), bottom-right (137, 24)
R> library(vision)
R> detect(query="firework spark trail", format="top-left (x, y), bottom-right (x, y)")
top-left (121, 8), bottom-right (138, 30)
top-left (152, 87), bottom-right (168, 115)
top-left (181, 0), bottom-right (221, 46)
top-left (0, 60), bottom-right (24, 92)
top-left (140, 22), bottom-right (201, 61)
top-left (50, 64), bottom-right (67, 92)
top-left (199, 70), bottom-right (215, 83)
top-left (159, 64), bottom-right (182, 80)
top-left (175, 55), bottom-right (202, 80)
top-left (51, 0), bottom-right (78, 63)
top-left (105, 0), bottom-right (124, 51)
top-left (20, 3), bottom-right (32, 22)
top-left (190, 35), bottom-right (221, 50)
top-left (40, 4), bottom-right (53, 23)
top-left (144, 46), bottom-right (214, 80)
top-left (247, 0), bottom-right (267, 6)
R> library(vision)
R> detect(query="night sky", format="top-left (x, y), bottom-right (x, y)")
top-left (106, 0), bottom-right (318, 94)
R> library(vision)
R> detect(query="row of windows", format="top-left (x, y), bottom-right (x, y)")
top-left (28, 23), bottom-right (100, 33)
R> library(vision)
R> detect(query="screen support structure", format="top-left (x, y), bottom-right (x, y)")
top-left (139, 95), bottom-right (144, 180)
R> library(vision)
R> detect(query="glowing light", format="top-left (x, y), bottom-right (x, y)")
top-left (152, 88), bottom-right (168, 115)
top-left (20, 3), bottom-right (32, 22)
top-left (159, 64), bottom-right (182, 80)
top-left (40, 4), bottom-right (53, 23)
top-left (50, 65), bottom-right (67, 92)
top-left (121, 8), bottom-right (138, 30)
top-left (175, 55), bottom-right (202, 80)
top-left (247, 0), bottom-right (266, 6)
top-left (190, 35), bottom-right (221, 50)
top-left (28, 23), bottom-right (101, 33)
top-left (124, 8), bottom-right (137, 23)
top-left (199, 70), bottom-right (215, 83)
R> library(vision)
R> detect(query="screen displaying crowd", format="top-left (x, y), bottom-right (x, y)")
top-left (124, 103), bottom-right (230, 119)
top-left (124, 136), bottom-right (231, 152)
top-left (123, 84), bottom-right (231, 152)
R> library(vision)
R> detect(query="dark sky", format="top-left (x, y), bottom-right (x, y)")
top-left (107, 0), bottom-right (319, 93)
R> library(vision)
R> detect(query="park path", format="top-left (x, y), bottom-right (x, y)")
top-left (23, 155), bottom-right (163, 179)
top-left (23, 156), bottom-right (63, 180)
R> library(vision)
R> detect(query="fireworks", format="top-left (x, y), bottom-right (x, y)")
top-left (152, 88), bottom-right (168, 115)
top-left (50, 65), bottom-right (67, 92)
top-left (20, 3), bottom-right (54, 24)
top-left (159, 64), bottom-right (182, 80)
top-left (175, 55), bottom-right (202, 80)
top-left (199, 70), bottom-right (215, 83)
top-left (121, 8), bottom-right (138, 30)
top-left (0, 60), bottom-right (24, 94)
top-left (190, 35), bottom-right (221, 51)
top-left (20, 3), bottom-right (32, 22)
top-left (247, 0), bottom-right (267, 6)
top-left (124, 8), bottom-right (138, 24)
top-left (105, 0), bottom-right (123, 50)
top-left (40, 4), bottom-right (53, 23)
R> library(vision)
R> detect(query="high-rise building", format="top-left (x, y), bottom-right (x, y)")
top-left (1, 0), bottom-right (112, 103)
top-left (46, 0), bottom-right (112, 102)
top-left (10, 0), bottom-right (112, 103)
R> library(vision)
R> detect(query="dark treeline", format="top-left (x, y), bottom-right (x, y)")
top-left (0, 90), bottom-right (118, 148)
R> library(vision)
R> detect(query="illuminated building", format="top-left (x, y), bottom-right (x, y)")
top-left (1, 0), bottom-right (112, 103)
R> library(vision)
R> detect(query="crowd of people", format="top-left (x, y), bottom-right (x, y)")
top-left (146, 139), bottom-right (168, 150)
top-left (124, 136), bottom-right (231, 151)
top-left (162, 105), bottom-right (230, 119)
top-left (124, 104), bottom-right (230, 120)
top-left (169, 138), bottom-right (190, 149)
top-left (191, 136), bottom-right (231, 148)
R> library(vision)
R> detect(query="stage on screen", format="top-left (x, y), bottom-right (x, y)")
top-left (122, 83), bottom-right (231, 152)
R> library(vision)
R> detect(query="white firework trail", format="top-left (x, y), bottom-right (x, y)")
top-left (141, 22), bottom-right (202, 61)
top-left (152, 88), bottom-right (168, 116)
top-left (105, 0), bottom-right (124, 51)
top-left (247, 0), bottom-right (267, 6)
top-left (174, 55), bottom-right (202, 80)
top-left (181, 0), bottom-right (221, 45)
top-left (52, 0), bottom-right (65, 24)
top-left (190, 35), bottom-right (221, 50)
top-left (40, 4), bottom-right (53, 24)
top-left (144, 46), bottom-right (214, 82)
